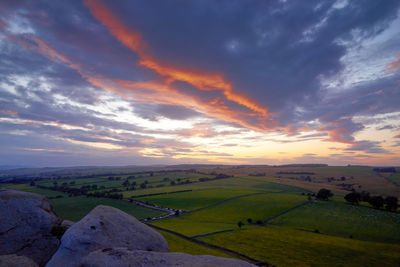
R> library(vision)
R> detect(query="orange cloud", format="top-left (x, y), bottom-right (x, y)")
top-left (0, 110), bottom-right (18, 116)
top-left (13, 28), bottom-right (273, 132)
top-left (140, 139), bottom-right (156, 144)
top-left (325, 127), bottom-right (355, 144)
top-left (11, 34), bottom-right (83, 76)
top-left (318, 121), bottom-right (356, 145)
top-left (84, 0), bottom-right (144, 53)
top-left (111, 77), bottom-right (271, 132)
top-left (386, 52), bottom-right (400, 73)
top-left (84, 0), bottom-right (269, 118)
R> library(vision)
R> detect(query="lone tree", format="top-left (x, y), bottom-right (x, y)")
top-left (384, 196), bottom-right (398, 211)
top-left (344, 192), bottom-right (361, 204)
top-left (247, 218), bottom-right (253, 224)
top-left (237, 221), bottom-right (244, 229)
top-left (316, 188), bottom-right (333, 200)
top-left (368, 196), bottom-right (384, 209)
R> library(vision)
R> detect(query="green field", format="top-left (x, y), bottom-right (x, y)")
top-left (182, 193), bottom-right (306, 224)
top-left (37, 177), bottom-right (107, 187)
top-left (270, 200), bottom-right (400, 244)
top-left (387, 172), bottom-right (400, 186)
top-left (152, 192), bottom-right (307, 236)
top-left (200, 225), bottom-right (400, 267)
top-left (3, 184), bottom-right (68, 198)
top-left (137, 188), bottom-right (262, 211)
top-left (123, 176), bottom-right (305, 198)
top-left (153, 218), bottom-right (236, 237)
top-left (48, 196), bottom-right (166, 222)
top-left (156, 228), bottom-right (235, 258)
top-left (30, 171), bottom-right (218, 195)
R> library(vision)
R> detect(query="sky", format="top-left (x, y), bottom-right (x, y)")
top-left (0, 0), bottom-right (400, 167)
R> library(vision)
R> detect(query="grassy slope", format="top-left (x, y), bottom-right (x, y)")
top-left (200, 225), bottom-right (400, 267)
top-left (270, 200), bottom-right (400, 244)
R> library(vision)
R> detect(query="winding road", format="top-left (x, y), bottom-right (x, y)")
top-left (123, 198), bottom-right (179, 221)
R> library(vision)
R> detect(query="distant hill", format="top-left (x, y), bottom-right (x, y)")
top-left (274, 164), bottom-right (328, 167)
top-left (0, 165), bottom-right (31, 170)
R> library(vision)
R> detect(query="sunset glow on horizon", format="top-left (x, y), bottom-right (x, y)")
top-left (0, 0), bottom-right (400, 167)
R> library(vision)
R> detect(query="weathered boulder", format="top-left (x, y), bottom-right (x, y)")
top-left (0, 254), bottom-right (39, 267)
top-left (46, 205), bottom-right (169, 267)
top-left (0, 189), bottom-right (60, 266)
top-left (79, 247), bottom-right (256, 267)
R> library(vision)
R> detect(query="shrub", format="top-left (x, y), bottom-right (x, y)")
top-left (316, 188), bottom-right (333, 200)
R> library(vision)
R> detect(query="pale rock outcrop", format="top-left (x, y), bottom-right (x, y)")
top-left (79, 247), bottom-right (256, 267)
top-left (46, 205), bottom-right (169, 267)
top-left (0, 189), bottom-right (60, 266)
top-left (0, 254), bottom-right (39, 267)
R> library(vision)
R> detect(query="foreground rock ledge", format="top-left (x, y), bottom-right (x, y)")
top-left (46, 205), bottom-right (169, 267)
top-left (0, 189), bottom-right (60, 266)
top-left (79, 247), bottom-right (255, 267)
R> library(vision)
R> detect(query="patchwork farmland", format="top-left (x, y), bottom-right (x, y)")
top-left (1, 165), bottom-right (399, 266)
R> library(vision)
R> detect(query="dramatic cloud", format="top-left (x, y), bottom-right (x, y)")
top-left (0, 0), bottom-right (400, 166)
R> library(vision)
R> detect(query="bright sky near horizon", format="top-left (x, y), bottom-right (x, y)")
top-left (0, 0), bottom-right (399, 167)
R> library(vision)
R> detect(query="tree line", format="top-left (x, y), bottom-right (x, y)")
top-left (344, 191), bottom-right (398, 211)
